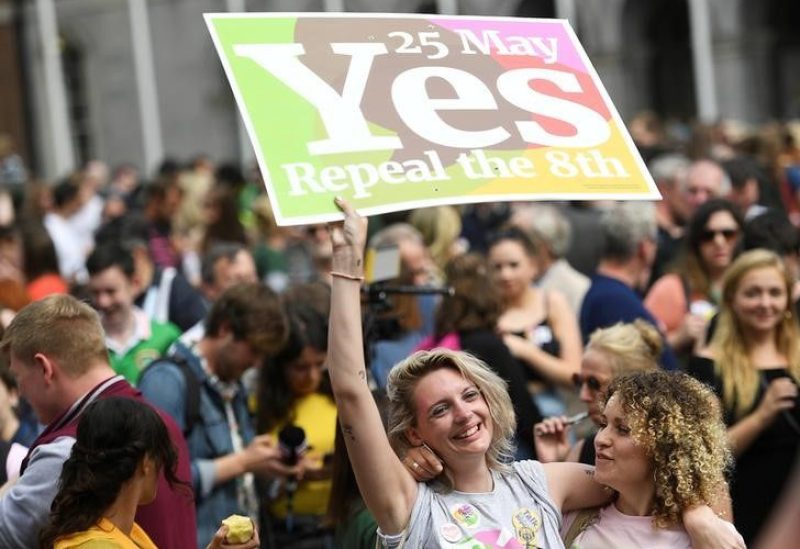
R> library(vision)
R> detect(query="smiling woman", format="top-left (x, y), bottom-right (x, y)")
top-left (327, 198), bottom-right (743, 549)
top-left (689, 249), bottom-right (800, 544)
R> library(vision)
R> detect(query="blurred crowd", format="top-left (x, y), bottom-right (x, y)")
top-left (0, 112), bottom-right (798, 548)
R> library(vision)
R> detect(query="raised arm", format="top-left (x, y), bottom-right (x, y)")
top-left (327, 198), bottom-right (417, 534)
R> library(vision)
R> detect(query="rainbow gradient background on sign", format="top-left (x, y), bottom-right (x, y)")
top-left (205, 13), bottom-right (658, 225)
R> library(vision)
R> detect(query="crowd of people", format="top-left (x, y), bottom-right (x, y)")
top-left (0, 115), bottom-right (796, 548)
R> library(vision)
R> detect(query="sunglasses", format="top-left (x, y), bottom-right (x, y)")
top-left (699, 228), bottom-right (739, 243)
top-left (572, 373), bottom-right (603, 392)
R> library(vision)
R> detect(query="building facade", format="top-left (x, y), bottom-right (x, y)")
top-left (1, 0), bottom-right (798, 179)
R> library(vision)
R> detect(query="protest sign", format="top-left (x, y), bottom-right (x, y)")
top-left (205, 13), bottom-right (659, 225)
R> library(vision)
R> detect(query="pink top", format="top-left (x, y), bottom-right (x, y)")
top-left (644, 273), bottom-right (687, 333)
top-left (562, 503), bottom-right (692, 549)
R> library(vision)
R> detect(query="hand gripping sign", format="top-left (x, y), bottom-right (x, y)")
top-left (205, 13), bottom-right (659, 226)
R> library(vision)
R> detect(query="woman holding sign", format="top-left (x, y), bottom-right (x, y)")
top-left (325, 198), bottom-right (742, 549)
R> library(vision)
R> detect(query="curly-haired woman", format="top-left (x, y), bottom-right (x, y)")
top-left (534, 320), bottom-right (661, 464)
top-left (562, 371), bottom-right (734, 548)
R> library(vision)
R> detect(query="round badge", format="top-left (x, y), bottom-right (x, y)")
top-left (440, 523), bottom-right (462, 543)
top-left (451, 503), bottom-right (480, 527)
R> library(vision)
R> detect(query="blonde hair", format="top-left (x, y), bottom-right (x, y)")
top-left (1, 295), bottom-right (108, 376)
top-left (712, 249), bottom-right (800, 417)
top-left (586, 320), bottom-right (662, 375)
top-left (386, 349), bottom-right (515, 492)
top-left (605, 371), bottom-right (731, 528)
top-left (409, 206), bottom-right (462, 271)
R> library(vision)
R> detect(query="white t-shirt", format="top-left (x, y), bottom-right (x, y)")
top-left (561, 503), bottom-right (691, 549)
top-left (43, 212), bottom-right (89, 283)
top-left (380, 460), bottom-right (563, 548)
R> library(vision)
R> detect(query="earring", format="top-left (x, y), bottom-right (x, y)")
top-left (786, 310), bottom-right (793, 320)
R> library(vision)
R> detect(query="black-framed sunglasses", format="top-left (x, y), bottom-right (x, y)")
top-left (572, 373), bottom-right (602, 392)
top-left (699, 228), bottom-right (739, 243)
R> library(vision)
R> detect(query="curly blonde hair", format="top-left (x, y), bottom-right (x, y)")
top-left (712, 249), bottom-right (800, 417)
top-left (386, 349), bottom-right (516, 492)
top-left (604, 371), bottom-right (732, 528)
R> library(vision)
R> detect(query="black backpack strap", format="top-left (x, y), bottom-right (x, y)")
top-left (141, 352), bottom-right (201, 438)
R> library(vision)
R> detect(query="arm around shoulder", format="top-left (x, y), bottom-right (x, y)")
top-left (542, 462), bottom-right (611, 513)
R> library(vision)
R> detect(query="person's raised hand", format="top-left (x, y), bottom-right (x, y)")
top-left (329, 197), bottom-right (368, 258)
top-left (533, 416), bottom-right (571, 463)
top-left (403, 444), bottom-right (444, 482)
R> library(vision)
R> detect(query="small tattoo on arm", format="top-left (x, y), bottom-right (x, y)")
top-left (357, 370), bottom-right (367, 382)
top-left (356, 259), bottom-right (362, 267)
top-left (343, 424), bottom-right (356, 442)
top-left (584, 468), bottom-right (594, 477)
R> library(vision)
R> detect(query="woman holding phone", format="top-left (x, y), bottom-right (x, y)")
top-left (689, 249), bottom-right (800, 544)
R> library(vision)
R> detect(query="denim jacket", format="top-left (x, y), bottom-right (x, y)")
top-left (139, 341), bottom-right (254, 548)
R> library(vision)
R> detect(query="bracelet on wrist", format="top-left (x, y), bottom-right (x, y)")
top-left (330, 271), bottom-right (365, 282)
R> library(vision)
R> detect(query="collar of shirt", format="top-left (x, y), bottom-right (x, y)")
top-left (105, 306), bottom-right (152, 355)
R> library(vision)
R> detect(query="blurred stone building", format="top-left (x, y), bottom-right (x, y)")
top-left (0, 0), bottom-right (797, 179)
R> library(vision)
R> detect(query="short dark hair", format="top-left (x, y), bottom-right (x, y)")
top-left (52, 178), bottom-right (79, 209)
top-left (205, 282), bottom-right (287, 356)
top-left (142, 175), bottom-right (181, 205)
top-left (743, 210), bottom-right (800, 256)
top-left (722, 157), bottom-right (760, 191)
top-left (487, 225), bottom-right (539, 258)
top-left (201, 242), bottom-right (248, 286)
top-left (86, 243), bottom-right (135, 278)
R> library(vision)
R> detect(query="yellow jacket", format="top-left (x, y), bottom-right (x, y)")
top-left (54, 518), bottom-right (158, 549)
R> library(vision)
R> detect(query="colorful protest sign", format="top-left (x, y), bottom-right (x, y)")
top-left (205, 13), bottom-right (659, 225)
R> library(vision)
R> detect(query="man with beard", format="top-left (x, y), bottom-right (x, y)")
top-left (138, 282), bottom-right (293, 548)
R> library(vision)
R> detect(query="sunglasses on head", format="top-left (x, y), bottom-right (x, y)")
top-left (699, 228), bottom-right (738, 243)
top-left (572, 373), bottom-right (602, 392)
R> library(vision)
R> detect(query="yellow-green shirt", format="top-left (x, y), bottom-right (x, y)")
top-left (54, 518), bottom-right (158, 549)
